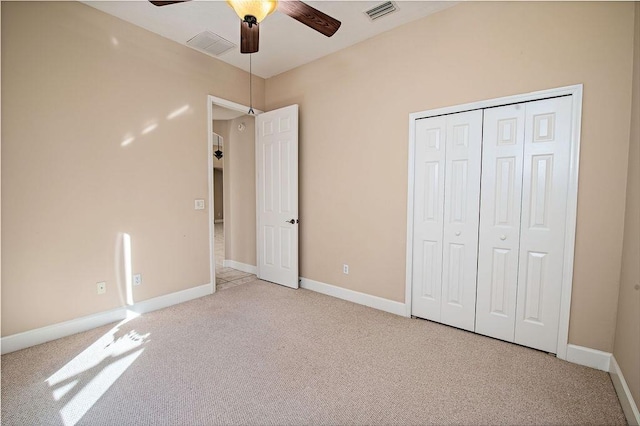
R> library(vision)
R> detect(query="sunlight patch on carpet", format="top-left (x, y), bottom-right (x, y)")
top-left (45, 311), bottom-right (149, 426)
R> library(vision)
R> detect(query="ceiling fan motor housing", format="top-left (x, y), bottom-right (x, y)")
top-left (243, 15), bottom-right (258, 27)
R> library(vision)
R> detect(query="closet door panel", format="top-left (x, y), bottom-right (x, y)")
top-left (412, 116), bottom-right (447, 321)
top-left (441, 110), bottom-right (483, 331)
top-left (476, 104), bottom-right (525, 341)
top-left (514, 96), bottom-right (573, 353)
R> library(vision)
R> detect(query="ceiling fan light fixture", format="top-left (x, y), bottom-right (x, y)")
top-left (226, 0), bottom-right (278, 23)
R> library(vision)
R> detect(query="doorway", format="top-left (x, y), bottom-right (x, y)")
top-left (208, 96), bottom-right (260, 291)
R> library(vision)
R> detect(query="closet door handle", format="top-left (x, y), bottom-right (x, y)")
top-left (455, 231), bottom-right (461, 236)
top-left (500, 235), bottom-right (507, 240)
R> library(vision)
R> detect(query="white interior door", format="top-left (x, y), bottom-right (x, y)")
top-left (411, 116), bottom-right (447, 321)
top-left (256, 105), bottom-right (299, 289)
top-left (440, 110), bottom-right (483, 331)
top-left (514, 96), bottom-right (572, 353)
top-left (475, 104), bottom-right (526, 341)
top-left (411, 111), bottom-right (482, 330)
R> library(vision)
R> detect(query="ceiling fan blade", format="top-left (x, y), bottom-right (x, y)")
top-left (278, 0), bottom-right (341, 37)
top-left (240, 21), bottom-right (259, 54)
top-left (149, 0), bottom-right (190, 6)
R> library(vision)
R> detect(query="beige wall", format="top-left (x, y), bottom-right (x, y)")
top-left (613, 1), bottom-right (640, 408)
top-left (212, 117), bottom-right (256, 267)
top-left (214, 168), bottom-right (224, 222)
top-left (1, 1), bottom-right (265, 336)
top-left (226, 116), bottom-right (256, 266)
top-left (265, 1), bottom-right (635, 352)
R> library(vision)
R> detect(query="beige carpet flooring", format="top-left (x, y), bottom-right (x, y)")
top-left (1, 279), bottom-right (626, 425)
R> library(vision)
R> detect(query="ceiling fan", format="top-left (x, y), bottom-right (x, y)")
top-left (149, 0), bottom-right (341, 54)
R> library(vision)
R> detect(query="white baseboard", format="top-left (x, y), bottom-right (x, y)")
top-left (565, 344), bottom-right (612, 371)
top-left (129, 283), bottom-right (213, 315)
top-left (563, 343), bottom-right (639, 422)
top-left (1, 307), bottom-right (128, 355)
top-left (299, 277), bottom-right (406, 317)
top-left (610, 355), bottom-right (640, 425)
top-left (223, 260), bottom-right (257, 274)
top-left (1, 283), bottom-right (213, 355)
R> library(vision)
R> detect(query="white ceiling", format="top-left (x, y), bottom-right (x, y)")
top-left (83, 0), bottom-right (456, 78)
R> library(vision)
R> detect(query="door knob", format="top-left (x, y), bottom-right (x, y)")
top-left (286, 219), bottom-right (295, 224)
top-left (455, 231), bottom-right (461, 236)
top-left (500, 235), bottom-right (507, 240)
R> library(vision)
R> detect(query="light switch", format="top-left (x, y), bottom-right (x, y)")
top-left (195, 199), bottom-right (205, 210)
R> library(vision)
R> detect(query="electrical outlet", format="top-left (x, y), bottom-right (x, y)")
top-left (97, 281), bottom-right (106, 295)
top-left (133, 273), bottom-right (142, 286)
top-left (194, 199), bottom-right (205, 210)
top-left (343, 264), bottom-right (349, 275)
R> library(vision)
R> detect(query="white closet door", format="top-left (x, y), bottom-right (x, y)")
top-left (475, 104), bottom-right (526, 341)
top-left (411, 116), bottom-right (447, 321)
top-left (440, 110), bottom-right (483, 331)
top-left (514, 96), bottom-right (572, 353)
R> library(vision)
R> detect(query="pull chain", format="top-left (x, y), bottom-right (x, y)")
top-left (248, 54), bottom-right (255, 115)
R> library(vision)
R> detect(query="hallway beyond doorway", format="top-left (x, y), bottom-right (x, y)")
top-left (214, 223), bottom-right (255, 290)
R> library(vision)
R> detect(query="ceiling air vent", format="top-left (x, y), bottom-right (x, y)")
top-left (187, 31), bottom-right (236, 56)
top-left (364, 1), bottom-right (398, 21)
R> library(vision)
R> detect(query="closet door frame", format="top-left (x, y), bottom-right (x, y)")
top-left (405, 84), bottom-right (583, 360)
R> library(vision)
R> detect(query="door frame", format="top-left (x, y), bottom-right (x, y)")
top-left (405, 84), bottom-right (583, 360)
top-left (207, 95), bottom-right (263, 292)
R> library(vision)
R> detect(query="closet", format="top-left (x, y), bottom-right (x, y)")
top-left (410, 95), bottom-right (574, 354)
